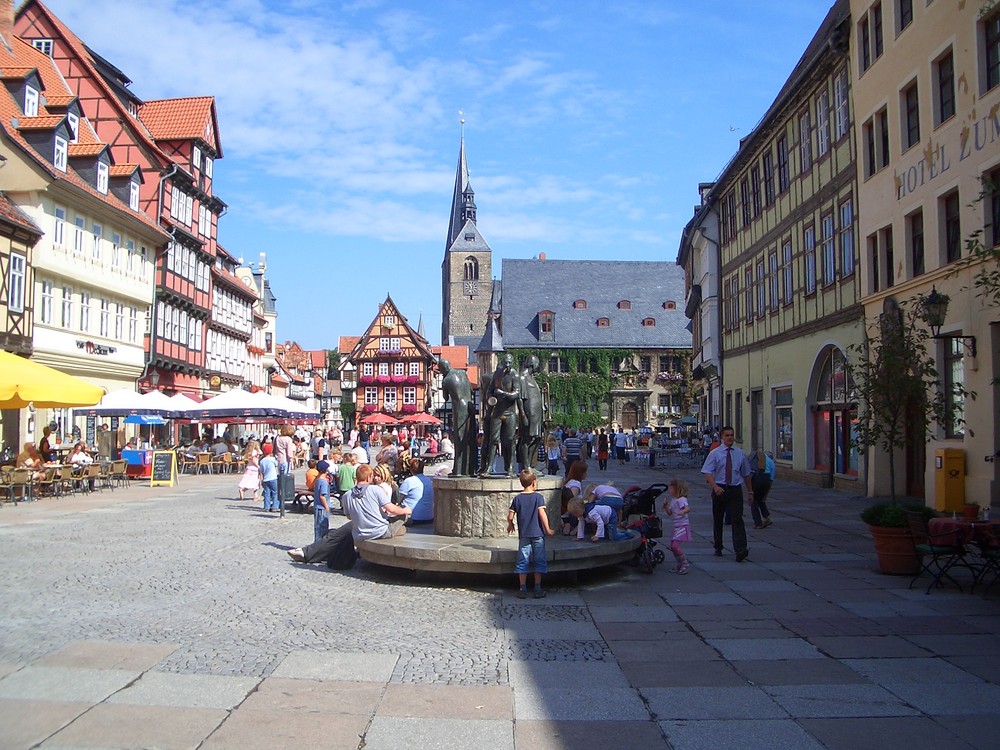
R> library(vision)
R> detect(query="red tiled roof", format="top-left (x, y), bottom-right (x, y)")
top-left (270, 372), bottom-right (289, 386)
top-left (16, 115), bottom-right (62, 129)
top-left (339, 336), bottom-right (361, 355)
top-left (108, 164), bottom-right (138, 177)
top-left (0, 66), bottom-right (35, 79)
top-left (42, 94), bottom-right (74, 107)
top-left (0, 36), bottom-right (168, 241)
top-left (310, 350), bottom-right (326, 369)
top-left (138, 96), bottom-right (219, 149)
top-left (0, 193), bottom-right (42, 236)
top-left (68, 142), bottom-right (106, 157)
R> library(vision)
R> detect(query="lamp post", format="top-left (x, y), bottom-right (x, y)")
top-left (920, 286), bottom-right (976, 357)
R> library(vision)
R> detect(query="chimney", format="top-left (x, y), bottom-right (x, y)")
top-left (539, 252), bottom-right (546, 261)
top-left (0, 0), bottom-right (14, 47)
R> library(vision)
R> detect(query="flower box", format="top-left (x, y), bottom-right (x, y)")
top-left (390, 375), bottom-right (407, 384)
top-left (362, 404), bottom-right (377, 413)
top-left (405, 376), bottom-right (420, 385)
top-left (375, 375), bottom-right (392, 384)
top-left (358, 375), bottom-right (374, 385)
top-left (401, 404), bottom-right (418, 413)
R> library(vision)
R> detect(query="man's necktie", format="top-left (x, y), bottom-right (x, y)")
top-left (725, 448), bottom-right (732, 486)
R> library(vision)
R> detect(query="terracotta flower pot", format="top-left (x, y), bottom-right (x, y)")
top-left (867, 524), bottom-right (920, 576)
top-left (963, 503), bottom-right (980, 521)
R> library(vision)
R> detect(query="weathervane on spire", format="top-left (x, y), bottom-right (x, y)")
top-left (459, 108), bottom-right (465, 137)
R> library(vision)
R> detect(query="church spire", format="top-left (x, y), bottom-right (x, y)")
top-left (446, 114), bottom-right (476, 250)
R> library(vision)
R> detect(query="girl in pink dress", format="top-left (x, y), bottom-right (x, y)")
top-left (238, 440), bottom-right (261, 501)
top-left (663, 478), bottom-right (692, 574)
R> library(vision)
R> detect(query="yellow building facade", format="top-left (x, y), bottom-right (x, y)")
top-left (852, 0), bottom-right (1000, 505)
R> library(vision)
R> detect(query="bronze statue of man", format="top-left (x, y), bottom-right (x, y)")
top-left (480, 353), bottom-right (519, 477)
top-left (437, 358), bottom-right (476, 477)
top-left (516, 355), bottom-right (544, 471)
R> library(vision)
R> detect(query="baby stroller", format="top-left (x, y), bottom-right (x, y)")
top-left (621, 484), bottom-right (669, 574)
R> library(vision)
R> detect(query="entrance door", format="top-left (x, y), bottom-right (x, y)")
top-left (621, 403), bottom-right (638, 430)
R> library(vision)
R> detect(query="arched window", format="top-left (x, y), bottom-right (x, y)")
top-left (573, 299), bottom-right (587, 309)
top-left (597, 317), bottom-right (610, 328)
top-left (812, 346), bottom-right (858, 476)
top-left (662, 301), bottom-right (677, 310)
top-left (463, 256), bottom-right (479, 281)
top-left (642, 317), bottom-right (656, 327)
top-left (617, 300), bottom-right (631, 310)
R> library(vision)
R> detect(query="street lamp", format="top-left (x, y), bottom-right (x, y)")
top-left (920, 286), bottom-right (976, 356)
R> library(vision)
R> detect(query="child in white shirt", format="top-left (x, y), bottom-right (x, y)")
top-left (567, 498), bottom-right (616, 542)
top-left (663, 478), bottom-right (691, 574)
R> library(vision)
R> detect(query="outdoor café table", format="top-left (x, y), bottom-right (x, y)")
top-left (928, 517), bottom-right (1000, 548)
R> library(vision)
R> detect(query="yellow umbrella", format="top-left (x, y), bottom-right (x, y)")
top-left (0, 350), bottom-right (104, 408)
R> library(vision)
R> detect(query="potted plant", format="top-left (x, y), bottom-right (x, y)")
top-left (860, 501), bottom-right (935, 575)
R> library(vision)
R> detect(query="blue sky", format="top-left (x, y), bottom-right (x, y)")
top-left (47, 0), bottom-right (834, 349)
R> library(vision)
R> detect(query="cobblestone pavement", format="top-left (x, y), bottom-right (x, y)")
top-left (1, 459), bottom-right (999, 749)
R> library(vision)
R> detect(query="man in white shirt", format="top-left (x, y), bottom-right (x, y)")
top-left (351, 440), bottom-right (370, 465)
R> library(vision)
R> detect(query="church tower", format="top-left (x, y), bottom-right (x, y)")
top-left (441, 129), bottom-right (492, 354)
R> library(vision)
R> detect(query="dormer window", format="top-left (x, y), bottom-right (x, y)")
top-left (539, 311), bottom-right (554, 335)
top-left (573, 299), bottom-right (587, 309)
top-left (129, 180), bottom-right (140, 211)
top-left (24, 86), bottom-right (39, 116)
top-left (642, 317), bottom-right (656, 327)
top-left (67, 112), bottom-right (79, 143)
top-left (617, 300), bottom-right (631, 310)
top-left (96, 162), bottom-right (109, 194)
top-left (597, 317), bottom-right (610, 328)
top-left (662, 301), bottom-right (677, 310)
top-left (53, 136), bottom-right (67, 172)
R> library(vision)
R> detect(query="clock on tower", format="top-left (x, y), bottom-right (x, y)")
top-left (465, 280), bottom-right (480, 296)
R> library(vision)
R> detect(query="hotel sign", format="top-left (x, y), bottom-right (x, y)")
top-left (895, 104), bottom-right (1000, 200)
top-left (75, 340), bottom-right (117, 356)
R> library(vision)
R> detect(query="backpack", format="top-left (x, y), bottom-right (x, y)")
top-left (325, 523), bottom-right (358, 570)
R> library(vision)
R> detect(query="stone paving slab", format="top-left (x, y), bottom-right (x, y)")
top-left (660, 718), bottom-right (827, 750)
top-left (881, 681), bottom-right (1000, 715)
top-left (762, 683), bottom-right (920, 718)
top-left (502, 620), bottom-right (602, 640)
top-left (0, 666), bottom-right (139, 703)
top-left (243, 677), bottom-right (383, 714)
top-left (642, 686), bottom-right (788, 720)
top-left (934, 715), bottom-right (1000, 750)
top-left (40, 703), bottom-right (228, 750)
top-left (621, 659), bottom-right (748, 688)
top-left (507, 660), bottom-right (630, 688)
top-left (731, 658), bottom-right (871, 686)
top-left (33, 640), bottom-right (178, 671)
top-left (363, 716), bottom-right (514, 750)
top-left (707, 636), bottom-right (825, 661)
top-left (377, 683), bottom-right (513, 719)
top-left (512, 686), bottom-right (648, 720)
top-left (587, 604), bottom-right (679, 622)
top-left (0, 699), bottom-right (91, 750)
top-left (514, 719), bottom-right (669, 749)
top-left (106, 671), bottom-right (259, 709)
top-left (202, 708), bottom-right (368, 749)
top-left (606, 637), bottom-right (721, 663)
top-left (270, 650), bottom-right (398, 682)
top-left (799, 716), bottom-right (982, 750)
top-left (842, 656), bottom-right (985, 684)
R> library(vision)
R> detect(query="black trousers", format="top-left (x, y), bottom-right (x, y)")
top-left (712, 486), bottom-right (747, 556)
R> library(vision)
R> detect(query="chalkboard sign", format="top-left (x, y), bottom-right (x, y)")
top-left (150, 450), bottom-right (176, 487)
top-left (85, 415), bottom-right (96, 447)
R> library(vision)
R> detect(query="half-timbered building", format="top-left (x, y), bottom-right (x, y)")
top-left (349, 296), bottom-right (436, 419)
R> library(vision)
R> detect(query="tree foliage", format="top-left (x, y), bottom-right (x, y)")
top-left (847, 301), bottom-right (949, 501)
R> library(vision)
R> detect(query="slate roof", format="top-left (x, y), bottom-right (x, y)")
top-left (501, 259), bottom-right (690, 349)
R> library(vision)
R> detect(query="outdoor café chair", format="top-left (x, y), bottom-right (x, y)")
top-left (9, 468), bottom-right (32, 504)
top-left (210, 452), bottom-right (227, 474)
top-left (98, 462), bottom-right (114, 491)
top-left (906, 510), bottom-right (977, 594)
top-left (34, 467), bottom-right (59, 498)
top-left (110, 460), bottom-right (129, 488)
top-left (179, 453), bottom-right (197, 475)
top-left (195, 453), bottom-right (212, 475)
top-left (0, 469), bottom-right (15, 506)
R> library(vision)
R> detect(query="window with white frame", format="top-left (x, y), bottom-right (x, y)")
top-left (744, 267), bottom-right (754, 322)
top-left (8, 253), bottom-right (25, 313)
top-left (30, 38), bottom-right (53, 56)
top-left (409, 362), bottom-right (420, 377)
top-left (129, 307), bottom-right (138, 342)
top-left (817, 91), bottom-right (831, 156)
top-left (378, 362), bottom-right (389, 377)
top-left (822, 213), bottom-right (836, 285)
top-left (54, 136), bottom-right (67, 171)
top-left (204, 156), bottom-right (213, 177)
top-left (782, 240), bottom-right (793, 304)
top-left (192, 146), bottom-right (201, 170)
top-left (379, 337), bottom-right (401, 351)
top-left (66, 112), bottom-right (79, 143)
top-left (99, 299), bottom-right (110, 336)
top-left (768, 251), bottom-right (779, 312)
top-left (53, 206), bottom-right (66, 246)
top-left (383, 387), bottom-right (398, 408)
top-left (114, 303), bottom-right (124, 339)
top-left (40, 281), bottom-right (53, 324)
top-left (198, 205), bottom-right (211, 236)
top-left (799, 109), bottom-right (812, 172)
top-left (834, 69), bottom-right (849, 140)
top-left (112, 232), bottom-right (121, 267)
top-left (91, 223), bottom-right (102, 261)
top-left (383, 315), bottom-right (396, 326)
top-left (364, 387), bottom-right (378, 405)
top-left (24, 86), bottom-right (38, 116)
top-left (129, 180), bottom-right (140, 211)
top-left (394, 361), bottom-right (405, 377)
top-left (839, 200), bottom-right (855, 277)
top-left (61, 286), bottom-right (73, 328)
top-left (362, 362), bottom-right (374, 376)
top-left (73, 216), bottom-right (85, 254)
top-left (126, 239), bottom-right (135, 273)
top-left (80, 292), bottom-right (90, 331)
top-left (96, 162), bottom-right (108, 194)
top-left (755, 260), bottom-right (765, 317)
top-left (804, 225), bottom-right (817, 293)
top-left (402, 387), bottom-right (417, 405)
